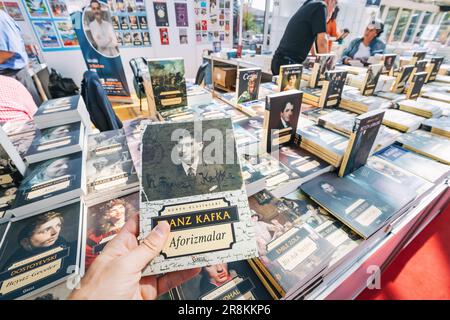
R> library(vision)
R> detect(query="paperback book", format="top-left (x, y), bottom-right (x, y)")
top-left (301, 170), bottom-right (417, 239)
top-left (11, 153), bottom-right (83, 217)
top-left (236, 68), bottom-right (262, 104)
top-left (375, 145), bottom-right (450, 183)
top-left (421, 116), bottom-right (450, 138)
top-left (396, 129), bottom-right (450, 165)
top-left (397, 99), bottom-right (443, 118)
top-left (360, 64), bottom-right (383, 96)
top-left (86, 129), bottom-right (139, 201)
top-left (248, 189), bottom-right (334, 298)
top-left (262, 90), bottom-right (302, 153)
top-left (309, 54), bottom-right (336, 88)
top-left (279, 64), bottom-right (302, 92)
top-left (84, 192), bottom-right (139, 270)
top-left (172, 260), bottom-right (276, 300)
top-left (33, 95), bottom-right (91, 130)
top-left (426, 56), bottom-right (444, 82)
top-left (405, 72), bottom-right (427, 100)
top-left (339, 110), bottom-right (385, 177)
top-left (24, 122), bottom-right (85, 164)
top-left (139, 118), bottom-right (258, 274)
top-left (382, 109), bottom-right (425, 132)
top-left (303, 70), bottom-right (347, 108)
top-left (147, 58), bottom-right (188, 115)
top-left (391, 65), bottom-right (415, 94)
top-left (0, 200), bottom-right (83, 300)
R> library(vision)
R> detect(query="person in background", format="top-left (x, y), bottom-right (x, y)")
top-left (0, 75), bottom-right (37, 122)
top-left (337, 28), bottom-right (350, 43)
top-left (341, 19), bottom-right (386, 65)
top-left (326, 6), bottom-right (340, 51)
top-left (271, 0), bottom-right (337, 75)
top-left (0, 10), bottom-right (41, 105)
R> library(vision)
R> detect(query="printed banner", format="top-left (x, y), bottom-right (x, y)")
top-left (21, 0), bottom-right (79, 51)
top-left (109, 0), bottom-right (151, 48)
top-left (71, 1), bottom-right (130, 98)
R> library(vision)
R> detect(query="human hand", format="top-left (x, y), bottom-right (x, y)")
top-left (68, 214), bottom-right (200, 300)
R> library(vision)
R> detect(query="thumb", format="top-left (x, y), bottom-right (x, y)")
top-left (126, 221), bottom-right (171, 272)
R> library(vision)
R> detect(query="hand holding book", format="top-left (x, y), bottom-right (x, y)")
top-left (69, 214), bottom-right (200, 300)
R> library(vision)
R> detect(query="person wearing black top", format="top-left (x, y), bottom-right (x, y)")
top-left (271, 0), bottom-right (337, 75)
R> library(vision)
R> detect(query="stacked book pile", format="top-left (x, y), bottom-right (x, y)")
top-left (421, 117), bottom-right (450, 138)
top-left (295, 121), bottom-right (349, 167)
top-left (397, 99), bottom-right (443, 118)
top-left (340, 89), bottom-right (394, 114)
top-left (382, 109), bottom-right (425, 132)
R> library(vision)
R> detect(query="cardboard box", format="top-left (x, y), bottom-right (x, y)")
top-left (213, 67), bottom-right (236, 88)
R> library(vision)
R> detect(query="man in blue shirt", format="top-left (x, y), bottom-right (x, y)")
top-left (341, 20), bottom-right (386, 65)
top-left (0, 10), bottom-right (41, 105)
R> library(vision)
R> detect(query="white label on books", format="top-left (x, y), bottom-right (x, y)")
top-left (296, 160), bottom-right (320, 172)
top-left (277, 236), bottom-right (317, 271)
top-left (92, 173), bottom-right (128, 190)
top-left (316, 221), bottom-right (348, 247)
top-left (345, 199), bottom-right (365, 214)
top-left (42, 106), bottom-right (71, 114)
top-left (266, 172), bottom-right (289, 187)
top-left (27, 175), bottom-right (71, 199)
top-left (94, 143), bottom-right (122, 156)
top-left (36, 138), bottom-right (72, 151)
top-left (355, 205), bottom-right (382, 226)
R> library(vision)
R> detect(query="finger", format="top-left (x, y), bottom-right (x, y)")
top-left (126, 221), bottom-right (171, 272)
top-left (121, 213), bottom-right (139, 236)
top-left (157, 268), bottom-right (201, 294)
top-left (139, 276), bottom-right (158, 300)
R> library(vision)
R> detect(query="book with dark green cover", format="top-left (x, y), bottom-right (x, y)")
top-left (396, 129), bottom-right (450, 165)
top-left (375, 145), bottom-right (449, 183)
top-left (147, 58), bottom-right (188, 114)
top-left (339, 110), bottom-right (385, 177)
top-left (236, 68), bottom-right (262, 104)
top-left (172, 260), bottom-right (275, 300)
top-left (301, 170), bottom-right (417, 239)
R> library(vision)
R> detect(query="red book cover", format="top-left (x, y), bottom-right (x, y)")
top-left (159, 28), bottom-right (169, 45)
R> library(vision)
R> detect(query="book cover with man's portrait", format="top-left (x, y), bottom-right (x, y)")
top-left (140, 118), bottom-right (258, 274)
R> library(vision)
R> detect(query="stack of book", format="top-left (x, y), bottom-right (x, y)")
top-left (171, 260), bottom-right (277, 300)
top-left (421, 91), bottom-right (450, 104)
top-left (248, 189), bottom-right (334, 299)
top-left (340, 89), bottom-right (394, 114)
top-left (33, 95), bottom-right (91, 131)
top-left (186, 84), bottom-right (213, 107)
top-left (371, 125), bottom-right (403, 154)
top-left (1, 120), bottom-right (37, 159)
top-left (302, 70), bottom-right (347, 108)
top-left (24, 122), bottom-right (85, 164)
top-left (417, 97), bottom-right (450, 116)
top-left (397, 99), bottom-right (443, 118)
top-left (382, 109), bottom-right (425, 132)
top-left (421, 117), bottom-right (450, 138)
top-left (10, 152), bottom-right (84, 217)
top-left (295, 121), bottom-right (349, 167)
top-left (301, 164), bottom-right (428, 239)
top-left (317, 110), bottom-right (356, 137)
top-left (85, 129), bottom-right (139, 202)
top-left (396, 129), bottom-right (450, 165)
top-left (0, 127), bottom-right (26, 218)
top-left (0, 199), bottom-right (84, 299)
top-left (375, 145), bottom-right (450, 184)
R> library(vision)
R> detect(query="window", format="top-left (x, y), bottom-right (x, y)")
top-left (241, 0), bottom-right (267, 50)
top-left (403, 11), bottom-right (420, 43)
top-left (383, 7), bottom-right (399, 43)
top-left (435, 12), bottom-right (449, 45)
top-left (415, 11), bottom-right (432, 43)
top-left (392, 9), bottom-right (411, 42)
